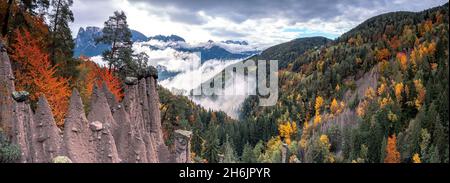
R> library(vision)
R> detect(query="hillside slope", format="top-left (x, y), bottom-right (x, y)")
top-left (229, 3), bottom-right (449, 163)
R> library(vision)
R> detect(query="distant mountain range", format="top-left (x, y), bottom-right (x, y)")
top-left (73, 26), bottom-right (260, 63)
top-left (74, 27), bottom-right (148, 57)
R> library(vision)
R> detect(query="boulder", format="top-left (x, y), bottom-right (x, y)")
top-left (52, 156), bottom-right (72, 163)
top-left (12, 91), bottom-right (29, 102)
top-left (89, 121), bottom-right (103, 131)
top-left (142, 66), bottom-right (158, 79)
top-left (125, 77), bottom-right (138, 85)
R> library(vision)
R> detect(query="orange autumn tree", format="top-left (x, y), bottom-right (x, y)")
top-left (384, 135), bottom-right (401, 163)
top-left (96, 66), bottom-right (124, 101)
top-left (11, 29), bottom-right (71, 127)
top-left (376, 48), bottom-right (391, 62)
top-left (397, 52), bottom-right (408, 72)
top-left (77, 58), bottom-right (123, 103)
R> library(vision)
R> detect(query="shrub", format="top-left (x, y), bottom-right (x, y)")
top-left (0, 129), bottom-right (21, 163)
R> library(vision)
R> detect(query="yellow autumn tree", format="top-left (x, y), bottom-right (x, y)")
top-left (319, 134), bottom-right (335, 163)
top-left (319, 135), bottom-right (330, 148)
top-left (378, 82), bottom-right (387, 96)
top-left (414, 79), bottom-right (426, 109)
top-left (278, 121), bottom-right (297, 145)
top-left (315, 96), bottom-right (324, 114)
top-left (300, 121), bottom-right (310, 149)
top-left (376, 48), bottom-right (391, 62)
top-left (313, 115), bottom-right (322, 127)
top-left (312, 96), bottom-right (324, 126)
top-left (419, 20), bottom-right (433, 36)
top-left (412, 153), bottom-right (421, 163)
top-left (379, 97), bottom-right (393, 109)
top-left (394, 82), bottom-right (404, 103)
top-left (330, 98), bottom-right (340, 115)
top-left (365, 87), bottom-right (376, 100)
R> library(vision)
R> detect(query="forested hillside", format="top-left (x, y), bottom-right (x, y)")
top-left (192, 3), bottom-right (449, 163)
top-left (0, 1), bottom-right (448, 164)
top-left (253, 36), bottom-right (331, 69)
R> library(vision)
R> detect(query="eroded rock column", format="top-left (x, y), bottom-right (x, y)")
top-left (173, 130), bottom-right (192, 163)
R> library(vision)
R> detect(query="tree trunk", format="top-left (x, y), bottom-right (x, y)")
top-left (50, 0), bottom-right (62, 65)
top-left (2, 0), bottom-right (14, 37)
top-left (109, 18), bottom-right (119, 72)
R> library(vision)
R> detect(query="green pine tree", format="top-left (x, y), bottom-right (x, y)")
top-left (222, 135), bottom-right (238, 163)
top-left (252, 140), bottom-right (265, 163)
top-left (96, 11), bottom-right (133, 77)
top-left (49, 0), bottom-right (77, 78)
top-left (2, 0), bottom-right (49, 37)
top-left (241, 143), bottom-right (255, 163)
top-left (202, 121), bottom-right (220, 163)
top-left (380, 136), bottom-right (387, 163)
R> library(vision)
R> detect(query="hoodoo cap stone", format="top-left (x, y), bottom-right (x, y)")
top-left (12, 91), bottom-right (29, 102)
top-left (174, 130), bottom-right (193, 139)
top-left (125, 77), bottom-right (139, 85)
top-left (144, 66), bottom-right (158, 79)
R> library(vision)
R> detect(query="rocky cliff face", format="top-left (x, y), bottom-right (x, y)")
top-left (0, 41), bottom-right (191, 163)
top-left (0, 41), bottom-right (15, 139)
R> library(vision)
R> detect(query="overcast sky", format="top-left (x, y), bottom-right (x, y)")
top-left (70, 0), bottom-right (447, 49)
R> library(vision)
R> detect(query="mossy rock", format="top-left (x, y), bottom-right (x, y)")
top-left (52, 156), bottom-right (72, 163)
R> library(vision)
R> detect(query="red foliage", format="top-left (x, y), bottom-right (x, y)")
top-left (11, 29), bottom-right (71, 127)
top-left (96, 67), bottom-right (124, 101)
top-left (77, 58), bottom-right (123, 102)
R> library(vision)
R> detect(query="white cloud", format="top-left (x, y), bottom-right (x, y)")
top-left (71, 0), bottom-right (447, 49)
top-left (90, 55), bottom-right (108, 67)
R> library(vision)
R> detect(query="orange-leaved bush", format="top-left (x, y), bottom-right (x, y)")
top-left (96, 66), bottom-right (124, 101)
top-left (384, 135), bottom-right (401, 163)
top-left (11, 29), bottom-right (71, 127)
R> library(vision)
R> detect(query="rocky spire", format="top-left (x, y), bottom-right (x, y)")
top-left (145, 74), bottom-right (171, 163)
top-left (87, 85), bottom-right (120, 163)
top-left (120, 78), bottom-right (159, 163)
top-left (31, 96), bottom-right (63, 162)
top-left (101, 81), bottom-right (117, 111)
top-left (146, 76), bottom-right (163, 145)
top-left (125, 80), bottom-right (146, 136)
top-left (113, 106), bottom-right (149, 163)
top-left (11, 94), bottom-right (35, 163)
top-left (173, 130), bottom-right (192, 163)
top-left (0, 41), bottom-right (16, 138)
top-left (62, 89), bottom-right (94, 163)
